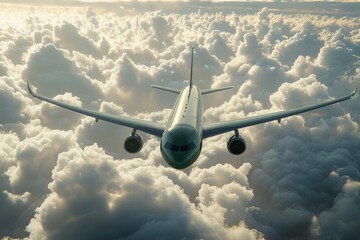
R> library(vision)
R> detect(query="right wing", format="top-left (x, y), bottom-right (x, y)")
top-left (201, 86), bottom-right (234, 95)
top-left (203, 88), bottom-right (357, 139)
top-left (27, 82), bottom-right (165, 137)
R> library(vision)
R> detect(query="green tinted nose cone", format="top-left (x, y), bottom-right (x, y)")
top-left (161, 125), bottom-right (202, 169)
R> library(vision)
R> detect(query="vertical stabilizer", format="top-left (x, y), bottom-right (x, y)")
top-left (189, 47), bottom-right (194, 89)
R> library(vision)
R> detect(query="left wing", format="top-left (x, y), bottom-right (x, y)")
top-left (27, 82), bottom-right (165, 137)
top-left (203, 88), bottom-right (357, 138)
top-left (151, 85), bottom-right (181, 94)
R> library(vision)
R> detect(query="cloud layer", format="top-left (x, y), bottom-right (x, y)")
top-left (0, 3), bottom-right (359, 240)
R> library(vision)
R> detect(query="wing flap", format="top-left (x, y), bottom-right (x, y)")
top-left (203, 89), bottom-right (356, 138)
top-left (28, 82), bottom-right (165, 137)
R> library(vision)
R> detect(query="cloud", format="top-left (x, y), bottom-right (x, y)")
top-left (269, 74), bottom-right (329, 110)
top-left (7, 129), bottom-right (76, 195)
top-left (4, 36), bottom-right (33, 65)
top-left (0, 190), bottom-right (32, 238)
top-left (314, 180), bottom-right (360, 239)
top-left (0, 78), bottom-right (29, 125)
top-left (316, 32), bottom-right (357, 75)
top-left (22, 44), bottom-right (103, 106)
top-left (238, 33), bottom-right (263, 63)
top-left (0, 2), bottom-right (359, 240)
top-left (27, 144), bottom-right (262, 240)
top-left (271, 21), bottom-right (323, 66)
top-left (54, 21), bottom-right (103, 58)
top-left (0, 125), bottom-right (77, 237)
top-left (37, 93), bottom-right (83, 130)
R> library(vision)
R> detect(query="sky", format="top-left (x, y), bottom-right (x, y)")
top-left (0, 1), bottom-right (359, 240)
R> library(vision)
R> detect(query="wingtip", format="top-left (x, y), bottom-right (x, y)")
top-left (351, 85), bottom-right (358, 97)
top-left (27, 81), bottom-right (35, 96)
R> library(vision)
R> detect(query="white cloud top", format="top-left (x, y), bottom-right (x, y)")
top-left (0, 2), bottom-right (359, 240)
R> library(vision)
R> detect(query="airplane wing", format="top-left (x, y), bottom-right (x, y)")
top-left (27, 82), bottom-right (165, 137)
top-left (151, 85), bottom-right (181, 94)
top-left (203, 88), bottom-right (357, 138)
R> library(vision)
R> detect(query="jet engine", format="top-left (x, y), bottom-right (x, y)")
top-left (124, 130), bottom-right (143, 154)
top-left (227, 130), bottom-right (246, 155)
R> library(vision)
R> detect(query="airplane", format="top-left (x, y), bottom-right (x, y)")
top-left (27, 48), bottom-right (357, 169)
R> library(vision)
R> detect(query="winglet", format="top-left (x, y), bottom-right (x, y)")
top-left (351, 85), bottom-right (358, 97)
top-left (27, 81), bottom-right (35, 97)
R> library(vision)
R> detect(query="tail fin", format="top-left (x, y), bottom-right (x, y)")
top-left (188, 47), bottom-right (233, 95)
top-left (189, 47), bottom-right (194, 89)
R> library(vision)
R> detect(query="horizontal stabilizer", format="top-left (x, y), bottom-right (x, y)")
top-left (151, 85), bottom-right (181, 94)
top-left (201, 86), bottom-right (234, 95)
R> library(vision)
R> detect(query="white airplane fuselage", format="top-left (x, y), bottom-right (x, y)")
top-left (161, 86), bottom-right (203, 169)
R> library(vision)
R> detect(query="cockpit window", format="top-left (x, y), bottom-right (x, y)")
top-left (165, 142), bottom-right (196, 152)
top-left (180, 145), bottom-right (188, 152)
top-left (171, 144), bottom-right (179, 152)
top-left (164, 142), bottom-right (171, 149)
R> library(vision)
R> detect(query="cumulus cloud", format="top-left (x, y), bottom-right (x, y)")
top-left (54, 21), bottom-right (104, 58)
top-left (271, 21), bottom-right (323, 66)
top-left (22, 44), bottom-right (103, 106)
top-left (0, 78), bottom-right (28, 125)
top-left (27, 145), bottom-right (262, 240)
top-left (0, 2), bottom-right (359, 240)
top-left (314, 180), bottom-right (360, 239)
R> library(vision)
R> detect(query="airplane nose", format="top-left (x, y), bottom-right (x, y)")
top-left (161, 125), bottom-right (202, 169)
top-left (161, 149), bottom-right (198, 169)
top-left (161, 140), bottom-right (201, 169)
top-left (171, 152), bottom-right (192, 164)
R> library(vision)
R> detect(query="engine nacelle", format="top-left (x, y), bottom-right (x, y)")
top-left (227, 134), bottom-right (247, 155)
top-left (124, 133), bottom-right (142, 154)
